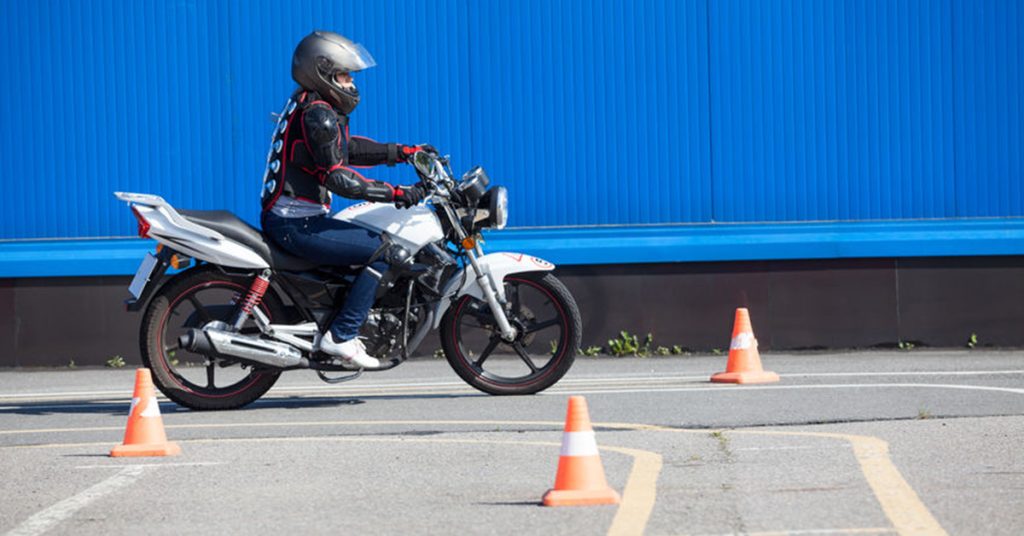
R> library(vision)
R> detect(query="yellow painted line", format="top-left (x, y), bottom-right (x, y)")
top-left (720, 430), bottom-right (946, 536)
top-left (0, 419), bottom-right (946, 535)
top-left (605, 445), bottom-right (663, 536)
top-left (0, 425), bottom-right (661, 536)
top-left (634, 426), bottom-right (947, 536)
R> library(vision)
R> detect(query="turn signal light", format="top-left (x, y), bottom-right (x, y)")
top-left (155, 244), bottom-right (189, 269)
top-left (169, 254), bottom-right (189, 269)
top-left (461, 236), bottom-right (477, 250)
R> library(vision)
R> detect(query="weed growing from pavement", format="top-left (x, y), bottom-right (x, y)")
top-left (603, 331), bottom-right (691, 358)
top-left (607, 331), bottom-right (643, 357)
top-left (710, 430), bottom-right (735, 462)
top-left (106, 355), bottom-right (126, 368)
top-left (917, 408), bottom-right (932, 420)
top-left (898, 341), bottom-right (916, 351)
top-left (967, 333), bottom-right (979, 349)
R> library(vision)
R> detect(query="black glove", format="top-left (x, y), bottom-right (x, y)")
top-left (394, 184), bottom-right (427, 209)
top-left (399, 144), bottom-right (438, 163)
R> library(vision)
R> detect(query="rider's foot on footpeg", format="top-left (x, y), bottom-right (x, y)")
top-left (319, 334), bottom-right (381, 369)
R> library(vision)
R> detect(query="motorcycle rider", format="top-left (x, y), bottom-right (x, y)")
top-left (260, 31), bottom-right (432, 369)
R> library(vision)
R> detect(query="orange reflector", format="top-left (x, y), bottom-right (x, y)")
top-left (156, 243), bottom-right (163, 252)
top-left (170, 255), bottom-right (184, 269)
top-left (461, 236), bottom-right (477, 250)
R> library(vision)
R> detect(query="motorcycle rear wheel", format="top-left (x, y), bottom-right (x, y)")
top-left (140, 265), bottom-right (287, 410)
top-left (440, 272), bottom-right (580, 395)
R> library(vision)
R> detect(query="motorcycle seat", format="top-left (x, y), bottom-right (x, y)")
top-left (178, 210), bottom-right (321, 272)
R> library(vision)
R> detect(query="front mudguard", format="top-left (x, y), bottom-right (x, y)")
top-left (431, 252), bottom-right (556, 329)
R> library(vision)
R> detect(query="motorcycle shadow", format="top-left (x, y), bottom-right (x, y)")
top-left (247, 392), bottom-right (488, 409)
top-left (0, 392), bottom-right (485, 416)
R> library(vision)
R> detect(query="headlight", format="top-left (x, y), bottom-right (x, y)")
top-left (482, 186), bottom-right (508, 229)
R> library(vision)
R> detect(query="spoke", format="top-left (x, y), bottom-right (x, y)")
top-left (525, 318), bottom-right (560, 334)
top-left (188, 296), bottom-right (214, 323)
top-left (206, 362), bottom-right (216, 388)
top-left (512, 342), bottom-right (539, 373)
top-left (474, 337), bottom-right (501, 367)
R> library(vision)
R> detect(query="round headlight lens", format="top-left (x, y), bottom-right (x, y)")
top-left (490, 186), bottom-right (508, 229)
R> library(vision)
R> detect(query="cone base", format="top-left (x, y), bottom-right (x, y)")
top-left (711, 370), bottom-right (780, 384)
top-left (110, 442), bottom-right (181, 457)
top-left (542, 487), bottom-right (621, 507)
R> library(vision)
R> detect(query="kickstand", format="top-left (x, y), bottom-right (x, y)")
top-left (316, 369), bottom-right (363, 384)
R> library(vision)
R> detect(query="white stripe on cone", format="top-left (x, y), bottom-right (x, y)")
top-left (129, 397), bottom-right (161, 418)
top-left (730, 332), bottom-right (757, 350)
top-left (560, 431), bottom-right (599, 457)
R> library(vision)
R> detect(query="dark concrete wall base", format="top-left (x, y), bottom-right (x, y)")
top-left (558, 257), bottom-right (1024, 352)
top-left (3, 256), bottom-right (1023, 367)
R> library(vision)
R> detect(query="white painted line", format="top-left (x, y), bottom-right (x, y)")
top-left (733, 445), bottom-right (851, 452)
top-left (4, 381), bottom-right (1024, 413)
top-left (687, 528), bottom-right (895, 536)
top-left (3, 466), bottom-right (148, 536)
top-left (548, 382), bottom-right (1024, 396)
top-left (75, 462), bottom-right (223, 469)
top-left (2, 370), bottom-right (1022, 401)
top-left (784, 370), bottom-right (1024, 378)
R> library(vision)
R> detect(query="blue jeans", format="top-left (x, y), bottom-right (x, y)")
top-left (262, 212), bottom-right (389, 341)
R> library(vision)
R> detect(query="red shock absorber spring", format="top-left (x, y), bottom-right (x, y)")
top-left (239, 274), bottom-right (270, 315)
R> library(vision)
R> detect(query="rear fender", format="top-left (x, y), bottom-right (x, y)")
top-left (431, 252), bottom-right (555, 328)
top-left (116, 192), bottom-right (269, 270)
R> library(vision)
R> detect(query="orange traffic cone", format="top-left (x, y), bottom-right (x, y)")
top-left (542, 396), bottom-right (621, 506)
top-left (711, 308), bottom-right (779, 384)
top-left (110, 368), bottom-right (181, 457)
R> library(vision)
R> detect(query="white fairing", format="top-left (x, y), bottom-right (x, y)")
top-left (432, 252), bottom-right (556, 328)
top-left (333, 202), bottom-right (444, 251)
top-left (114, 192), bottom-right (270, 269)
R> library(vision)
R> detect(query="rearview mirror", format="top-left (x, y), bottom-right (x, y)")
top-left (412, 151), bottom-right (436, 180)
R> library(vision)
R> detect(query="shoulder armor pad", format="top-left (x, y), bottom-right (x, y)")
top-left (303, 105), bottom-right (340, 145)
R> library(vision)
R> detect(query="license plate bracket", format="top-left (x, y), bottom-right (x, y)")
top-left (128, 253), bottom-right (159, 299)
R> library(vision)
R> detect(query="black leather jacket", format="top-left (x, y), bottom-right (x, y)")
top-left (260, 89), bottom-right (420, 212)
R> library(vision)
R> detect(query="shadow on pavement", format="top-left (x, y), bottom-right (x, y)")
top-left (0, 392), bottom-right (486, 416)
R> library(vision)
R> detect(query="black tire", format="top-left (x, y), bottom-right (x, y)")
top-left (139, 265), bottom-right (287, 410)
top-left (440, 272), bottom-right (580, 395)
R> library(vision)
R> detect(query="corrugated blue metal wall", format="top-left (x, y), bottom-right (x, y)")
top-left (0, 0), bottom-right (1021, 240)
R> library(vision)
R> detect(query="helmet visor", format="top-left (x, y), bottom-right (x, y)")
top-left (345, 41), bottom-right (376, 71)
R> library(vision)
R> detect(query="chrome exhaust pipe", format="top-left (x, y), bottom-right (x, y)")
top-left (179, 328), bottom-right (304, 369)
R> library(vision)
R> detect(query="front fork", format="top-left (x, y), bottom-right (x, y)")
top-left (465, 248), bottom-right (519, 342)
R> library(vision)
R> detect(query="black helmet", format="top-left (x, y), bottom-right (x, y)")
top-left (291, 31), bottom-right (376, 115)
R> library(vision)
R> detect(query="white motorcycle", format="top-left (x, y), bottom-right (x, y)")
top-left (115, 151), bottom-right (581, 410)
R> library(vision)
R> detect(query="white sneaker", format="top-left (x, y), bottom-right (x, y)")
top-left (319, 334), bottom-right (381, 369)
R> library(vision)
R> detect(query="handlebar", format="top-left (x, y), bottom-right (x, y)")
top-left (411, 151), bottom-right (454, 194)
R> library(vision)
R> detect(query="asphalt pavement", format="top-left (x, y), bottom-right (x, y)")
top-left (1, 350), bottom-right (1022, 535)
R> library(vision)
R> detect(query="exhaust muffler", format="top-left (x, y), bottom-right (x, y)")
top-left (179, 328), bottom-right (305, 369)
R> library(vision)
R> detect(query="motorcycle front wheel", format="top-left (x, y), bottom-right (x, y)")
top-left (440, 272), bottom-right (580, 395)
top-left (139, 265), bottom-right (286, 410)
